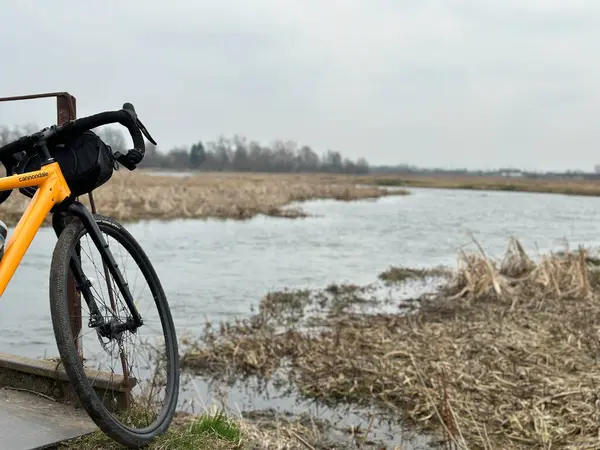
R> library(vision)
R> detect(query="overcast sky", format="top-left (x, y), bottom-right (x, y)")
top-left (1, 0), bottom-right (599, 171)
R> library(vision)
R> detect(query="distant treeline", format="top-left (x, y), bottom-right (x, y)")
top-left (97, 128), bottom-right (370, 174)
top-left (0, 125), bottom-right (370, 174)
top-left (1, 124), bottom-right (598, 178)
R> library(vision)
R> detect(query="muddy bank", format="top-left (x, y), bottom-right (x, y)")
top-left (179, 239), bottom-right (600, 449)
top-left (0, 171), bottom-right (408, 227)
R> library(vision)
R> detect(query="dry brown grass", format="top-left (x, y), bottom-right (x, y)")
top-left (180, 239), bottom-right (600, 450)
top-left (59, 406), bottom-right (402, 450)
top-left (0, 171), bottom-right (407, 227)
top-left (237, 409), bottom-right (404, 450)
top-left (365, 173), bottom-right (600, 197)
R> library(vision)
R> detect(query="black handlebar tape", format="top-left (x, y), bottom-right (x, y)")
top-left (63, 110), bottom-right (145, 156)
top-left (59, 111), bottom-right (141, 147)
top-left (0, 107), bottom-right (146, 163)
top-left (58, 111), bottom-right (124, 136)
top-left (0, 135), bottom-right (34, 159)
top-left (125, 122), bottom-right (145, 161)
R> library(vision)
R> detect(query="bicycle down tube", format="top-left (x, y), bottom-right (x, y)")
top-left (0, 163), bottom-right (72, 296)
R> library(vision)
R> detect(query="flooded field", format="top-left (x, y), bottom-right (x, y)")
top-left (2, 185), bottom-right (600, 447)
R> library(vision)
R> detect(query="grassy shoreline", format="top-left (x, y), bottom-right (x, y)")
top-left (5, 171), bottom-right (597, 230)
top-left (0, 171), bottom-right (408, 227)
top-left (136, 170), bottom-right (600, 198)
top-left (363, 173), bottom-right (600, 197)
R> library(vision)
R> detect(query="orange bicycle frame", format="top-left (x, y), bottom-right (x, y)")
top-left (0, 162), bottom-right (72, 295)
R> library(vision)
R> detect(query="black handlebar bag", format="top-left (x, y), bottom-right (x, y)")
top-left (16, 130), bottom-right (116, 198)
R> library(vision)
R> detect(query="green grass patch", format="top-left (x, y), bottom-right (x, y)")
top-left (58, 409), bottom-right (242, 450)
top-left (189, 410), bottom-right (241, 442)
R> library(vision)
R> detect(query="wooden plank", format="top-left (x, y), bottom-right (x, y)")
top-left (0, 353), bottom-right (137, 412)
top-left (0, 352), bottom-right (136, 391)
top-left (0, 388), bottom-right (97, 449)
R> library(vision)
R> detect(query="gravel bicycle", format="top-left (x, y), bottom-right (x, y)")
top-left (0, 103), bottom-right (179, 448)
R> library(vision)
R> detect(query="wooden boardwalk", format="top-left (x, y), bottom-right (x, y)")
top-left (0, 387), bottom-right (97, 449)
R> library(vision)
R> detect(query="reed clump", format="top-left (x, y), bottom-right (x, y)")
top-left (0, 171), bottom-right (407, 227)
top-left (181, 238), bottom-right (600, 449)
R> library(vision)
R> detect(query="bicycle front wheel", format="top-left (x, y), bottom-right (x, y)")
top-left (49, 214), bottom-right (179, 448)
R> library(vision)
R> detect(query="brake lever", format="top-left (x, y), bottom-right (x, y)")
top-left (136, 117), bottom-right (157, 146)
top-left (122, 103), bottom-right (158, 146)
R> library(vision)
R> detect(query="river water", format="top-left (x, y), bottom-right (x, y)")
top-left (2, 186), bottom-right (600, 447)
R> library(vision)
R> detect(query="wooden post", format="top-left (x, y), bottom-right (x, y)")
top-left (56, 94), bottom-right (83, 360)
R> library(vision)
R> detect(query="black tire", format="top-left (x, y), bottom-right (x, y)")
top-left (49, 213), bottom-right (180, 448)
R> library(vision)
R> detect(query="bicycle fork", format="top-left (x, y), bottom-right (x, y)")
top-left (52, 201), bottom-right (143, 339)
